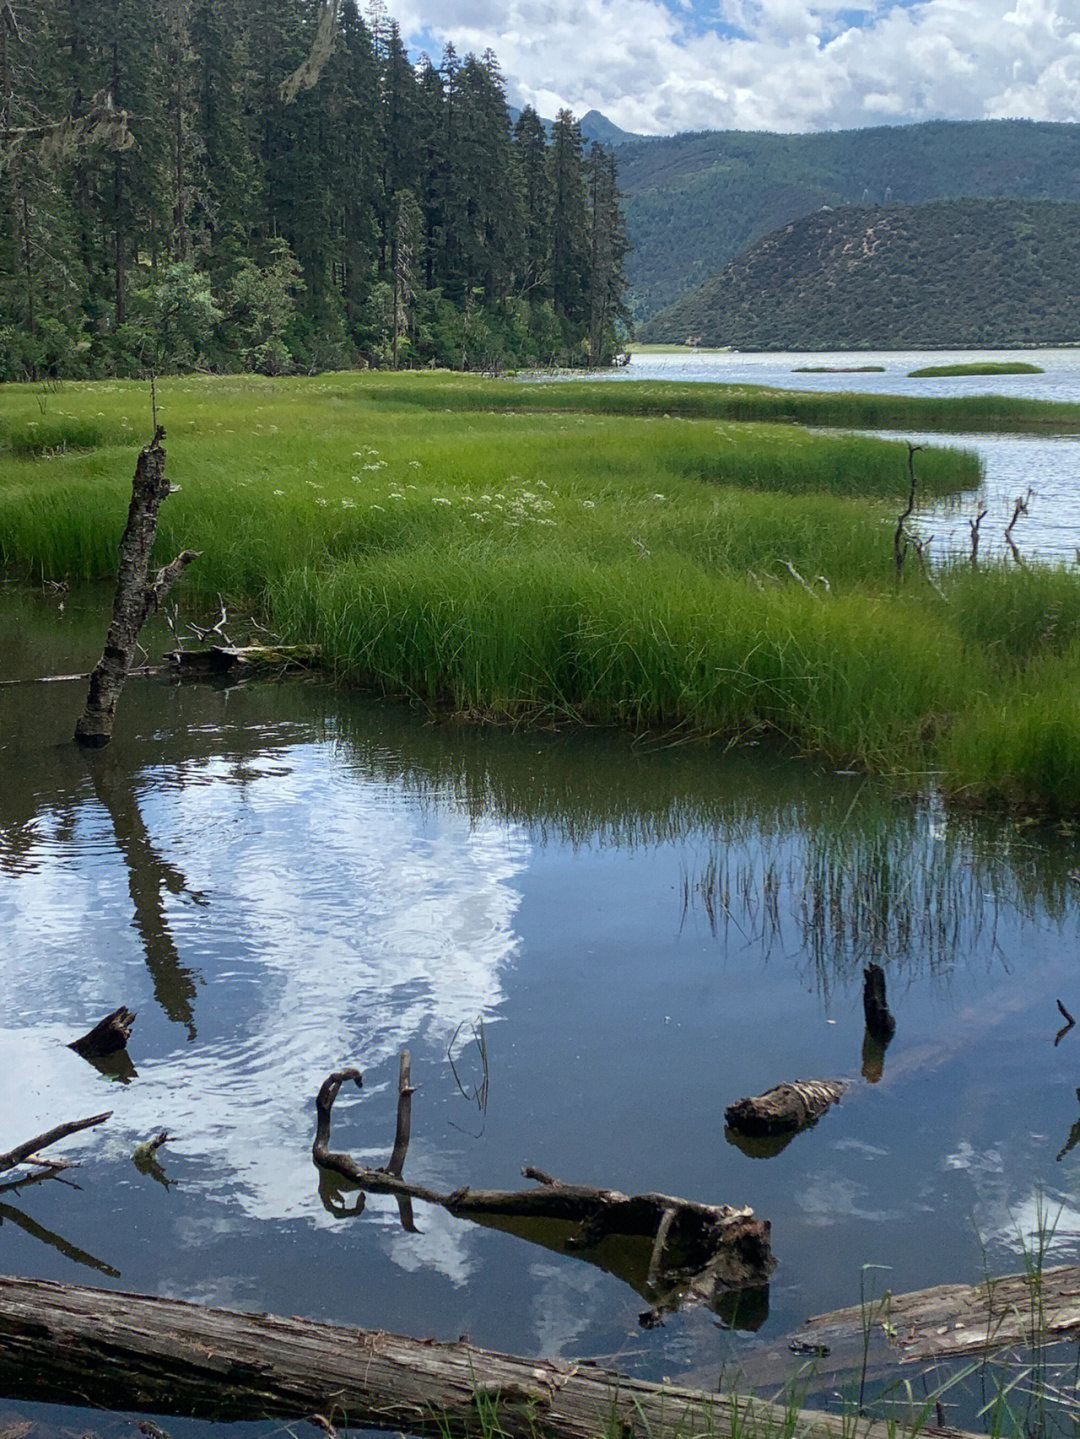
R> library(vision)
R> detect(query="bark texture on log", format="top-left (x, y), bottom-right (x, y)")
top-left (75, 427), bottom-right (198, 747)
top-left (724, 1080), bottom-right (846, 1138)
top-left (0, 1276), bottom-right (977, 1439)
top-left (313, 1070), bottom-right (773, 1312)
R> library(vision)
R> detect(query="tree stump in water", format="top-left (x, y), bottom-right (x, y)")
top-left (725, 1080), bottom-right (846, 1138)
top-left (68, 1007), bottom-right (136, 1058)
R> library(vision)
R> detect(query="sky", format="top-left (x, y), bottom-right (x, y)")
top-left (380, 0), bottom-right (1080, 136)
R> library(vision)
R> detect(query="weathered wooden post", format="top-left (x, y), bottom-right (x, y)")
top-left (74, 426), bottom-right (198, 747)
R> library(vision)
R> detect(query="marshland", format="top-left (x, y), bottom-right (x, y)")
top-left (6, 365), bottom-right (1080, 1439)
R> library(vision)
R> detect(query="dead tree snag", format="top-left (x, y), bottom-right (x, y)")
top-left (75, 427), bottom-right (199, 747)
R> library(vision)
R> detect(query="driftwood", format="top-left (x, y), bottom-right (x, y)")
top-left (313, 1068), bottom-right (773, 1319)
top-left (0, 1111), bottom-right (111, 1192)
top-left (75, 427), bottom-right (199, 747)
top-left (724, 1080), bottom-right (846, 1157)
top-left (0, 1275), bottom-right (978, 1439)
top-left (68, 1006), bottom-right (136, 1058)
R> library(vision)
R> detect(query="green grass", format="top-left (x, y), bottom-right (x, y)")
top-left (4, 370), bottom-right (1080, 811)
top-left (908, 361), bottom-right (1045, 378)
top-left (352, 369), bottom-right (1080, 434)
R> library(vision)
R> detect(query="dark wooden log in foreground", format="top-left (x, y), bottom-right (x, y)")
top-left (725, 1080), bottom-right (846, 1138)
top-left (313, 1070), bottom-right (773, 1312)
top-left (0, 1275), bottom-right (977, 1439)
top-left (68, 1006), bottom-right (136, 1058)
top-left (75, 427), bottom-right (199, 747)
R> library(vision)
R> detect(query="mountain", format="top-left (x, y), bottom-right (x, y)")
top-left (639, 199), bottom-right (1080, 350)
top-left (616, 120), bottom-right (1080, 322)
top-left (508, 106), bottom-right (647, 147)
top-left (578, 110), bottom-right (647, 147)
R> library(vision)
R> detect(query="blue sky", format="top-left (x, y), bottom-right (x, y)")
top-left (381, 0), bottom-right (1080, 134)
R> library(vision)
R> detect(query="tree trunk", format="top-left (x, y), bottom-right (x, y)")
top-left (0, 1276), bottom-right (977, 1439)
top-left (74, 427), bottom-right (198, 747)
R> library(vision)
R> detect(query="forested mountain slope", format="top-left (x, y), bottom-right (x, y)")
top-left (640, 199), bottom-right (1080, 350)
top-left (617, 120), bottom-right (1080, 320)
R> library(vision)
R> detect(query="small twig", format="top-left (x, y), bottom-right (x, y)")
top-left (1005, 488), bottom-right (1033, 568)
top-left (894, 444), bottom-right (922, 578)
top-left (968, 504), bottom-right (988, 570)
top-left (901, 527), bottom-right (948, 601)
top-left (1055, 999), bottom-right (1076, 1047)
top-left (383, 1051), bottom-right (415, 1179)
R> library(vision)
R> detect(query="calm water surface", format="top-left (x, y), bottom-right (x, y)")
top-left (5, 589), bottom-right (1080, 1433)
top-left (573, 349), bottom-right (1080, 564)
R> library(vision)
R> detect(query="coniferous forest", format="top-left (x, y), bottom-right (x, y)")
top-left (0, 0), bottom-right (629, 380)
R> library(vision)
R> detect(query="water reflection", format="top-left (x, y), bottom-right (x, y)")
top-left (4, 587), bottom-right (1080, 1388)
top-left (86, 756), bottom-right (201, 1039)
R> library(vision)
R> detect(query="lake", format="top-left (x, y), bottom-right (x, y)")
top-left (5, 583), bottom-right (1080, 1436)
top-left (576, 349), bottom-right (1080, 565)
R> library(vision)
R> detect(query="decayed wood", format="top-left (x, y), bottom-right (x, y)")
top-left (724, 1080), bottom-right (846, 1138)
top-left (313, 1069), bottom-right (773, 1310)
top-left (0, 1275), bottom-right (979, 1439)
top-left (75, 427), bottom-right (199, 747)
top-left (68, 1006), bottom-right (136, 1057)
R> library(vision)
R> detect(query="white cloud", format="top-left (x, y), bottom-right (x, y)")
top-left (380, 0), bottom-right (1080, 133)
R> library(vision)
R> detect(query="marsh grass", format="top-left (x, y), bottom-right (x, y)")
top-left (1, 371), bottom-right (1079, 808)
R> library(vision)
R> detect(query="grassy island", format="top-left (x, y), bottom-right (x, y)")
top-left (908, 360), bottom-right (1046, 377)
top-left (3, 371), bottom-right (1080, 812)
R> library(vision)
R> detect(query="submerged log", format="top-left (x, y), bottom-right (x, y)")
top-left (166, 644), bottom-right (321, 677)
top-left (68, 1006), bottom-right (136, 1058)
top-left (75, 427), bottom-right (199, 747)
top-left (724, 1079), bottom-right (846, 1139)
top-left (702, 1259), bottom-right (1080, 1397)
top-left (313, 1069), bottom-right (773, 1313)
top-left (0, 1275), bottom-right (978, 1439)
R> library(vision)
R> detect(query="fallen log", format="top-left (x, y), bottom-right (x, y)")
top-left (0, 1275), bottom-right (978, 1439)
top-left (68, 1006), bottom-right (135, 1058)
top-left (313, 1068), bottom-right (773, 1318)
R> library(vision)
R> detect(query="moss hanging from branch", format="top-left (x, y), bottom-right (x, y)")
top-left (280, 1), bottom-right (340, 103)
top-left (0, 89), bottom-right (133, 170)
